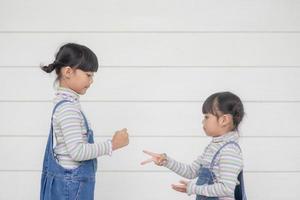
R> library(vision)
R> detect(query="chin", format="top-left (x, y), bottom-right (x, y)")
top-left (202, 128), bottom-right (209, 136)
top-left (203, 130), bottom-right (214, 137)
top-left (79, 88), bottom-right (89, 95)
top-left (203, 130), bottom-right (207, 135)
top-left (205, 132), bottom-right (212, 136)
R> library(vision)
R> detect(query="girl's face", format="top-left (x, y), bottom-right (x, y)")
top-left (202, 113), bottom-right (221, 137)
top-left (61, 67), bottom-right (94, 95)
top-left (202, 113), bottom-right (232, 137)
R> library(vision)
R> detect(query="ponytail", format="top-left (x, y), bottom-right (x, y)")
top-left (41, 60), bottom-right (65, 74)
top-left (41, 63), bottom-right (56, 73)
top-left (40, 43), bottom-right (99, 79)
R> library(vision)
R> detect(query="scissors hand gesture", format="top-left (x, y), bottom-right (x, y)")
top-left (141, 150), bottom-right (167, 166)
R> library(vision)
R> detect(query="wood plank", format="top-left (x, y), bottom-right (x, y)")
top-left (1, 0), bottom-right (299, 32)
top-left (0, 171), bottom-right (299, 199)
top-left (1, 67), bottom-right (299, 101)
top-left (0, 137), bottom-right (299, 171)
top-left (0, 102), bottom-right (299, 137)
top-left (0, 33), bottom-right (300, 66)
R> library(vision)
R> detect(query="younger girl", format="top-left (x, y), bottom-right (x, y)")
top-left (141, 91), bottom-right (247, 200)
top-left (40, 43), bottom-right (129, 200)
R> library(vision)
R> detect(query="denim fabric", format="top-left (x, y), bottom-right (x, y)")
top-left (40, 100), bottom-right (97, 200)
top-left (195, 141), bottom-right (247, 200)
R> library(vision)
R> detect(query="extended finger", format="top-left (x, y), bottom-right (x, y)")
top-left (171, 185), bottom-right (185, 192)
top-left (140, 158), bottom-right (154, 165)
top-left (179, 180), bottom-right (188, 185)
top-left (142, 150), bottom-right (159, 157)
top-left (172, 184), bottom-right (186, 189)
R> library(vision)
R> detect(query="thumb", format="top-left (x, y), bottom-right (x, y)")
top-left (179, 180), bottom-right (188, 185)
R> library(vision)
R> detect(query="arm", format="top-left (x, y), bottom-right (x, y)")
top-left (56, 103), bottom-right (111, 161)
top-left (164, 155), bottom-right (202, 179)
top-left (141, 150), bottom-right (202, 179)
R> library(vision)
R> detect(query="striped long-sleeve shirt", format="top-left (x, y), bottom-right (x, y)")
top-left (164, 131), bottom-right (243, 200)
top-left (52, 87), bottom-right (112, 169)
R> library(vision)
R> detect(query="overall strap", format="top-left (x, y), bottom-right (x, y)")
top-left (49, 100), bottom-right (73, 150)
top-left (80, 110), bottom-right (93, 141)
top-left (210, 141), bottom-right (241, 169)
top-left (43, 100), bottom-right (73, 169)
top-left (49, 100), bottom-right (91, 148)
top-left (80, 111), bottom-right (90, 132)
top-left (51, 100), bottom-right (72, 120)
top-left (51, 100), bottom-right (90, 131)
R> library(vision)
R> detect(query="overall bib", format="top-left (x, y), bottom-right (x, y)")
top-left (40, 100), bottom-right (97, 200)
top-left (195, 141), bottom-right (247, 200)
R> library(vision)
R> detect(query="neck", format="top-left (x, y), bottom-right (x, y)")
top-left (214, 126), bottom-right (234, 137)
top-left (59, 80), bottom-right (70, 90)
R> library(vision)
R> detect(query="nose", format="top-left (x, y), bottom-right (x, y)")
top-left (89, 77), bottom-right (93, 85)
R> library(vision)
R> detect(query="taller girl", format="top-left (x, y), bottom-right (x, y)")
top-left (40, 43), bottom-right (129, 200)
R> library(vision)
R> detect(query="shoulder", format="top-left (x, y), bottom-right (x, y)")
top-left (219, 142), bottom-right (243, 161)
top-left (54, 101), bottom-right (81, 118)
top-left (224, 142), bottom-right (241, 152)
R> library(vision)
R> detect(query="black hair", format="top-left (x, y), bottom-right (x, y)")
top-left (41, 43), bottom-right (99, 79)
top-left (202, 91), bottom-right (244, 131)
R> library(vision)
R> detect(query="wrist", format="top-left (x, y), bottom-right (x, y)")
top-left (158, 153), bottom-right (168, 166)
top-left (186, 182), bottom-right (195, 196)
top-left (107, 140), bottom-right (113, 156)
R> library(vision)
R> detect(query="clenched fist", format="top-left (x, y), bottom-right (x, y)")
top-left (112, 128), bottom-right (129, 151)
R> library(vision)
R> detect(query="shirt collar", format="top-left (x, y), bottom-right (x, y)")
top-left (212, 131), bottom-right (239, 143)
top-left (55, 87), bottom-right (80, 102)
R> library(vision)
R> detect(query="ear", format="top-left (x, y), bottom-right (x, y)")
top-left (61, 66), bottom-right (74, 79)
top-left (219, 114), bottom-right (232, 127)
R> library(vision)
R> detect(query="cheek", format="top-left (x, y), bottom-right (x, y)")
top-left (85, 77), bottom-right (91, 83)
top-left (206, 120), bottom-right (215, 129)
top-left (203, 121), bottom-right (209, 129)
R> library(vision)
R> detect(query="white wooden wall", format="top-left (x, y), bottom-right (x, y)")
top-left (1, 0), bottom-right (300, 199)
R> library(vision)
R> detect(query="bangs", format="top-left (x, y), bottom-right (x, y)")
top-left (76, 46), bottom-right (99, 72)
top-left (202, 93), bottom-right (219, 116)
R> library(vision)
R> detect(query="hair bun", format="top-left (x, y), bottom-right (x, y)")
top-left (231, 102), bottom-right (244, 127)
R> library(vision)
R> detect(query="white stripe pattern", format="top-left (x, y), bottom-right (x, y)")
top-left (52, 87), bottom-right (112, 169)
top-left (164, 131), bottom-right (243, 200)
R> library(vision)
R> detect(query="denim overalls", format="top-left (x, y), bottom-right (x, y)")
top-left (195, 141), bottom-right (247, 200)
top-left (40, 100), bottom-right (97, 200)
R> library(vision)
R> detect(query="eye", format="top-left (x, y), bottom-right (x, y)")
top-left (86, 73), bottom-right (93, 77)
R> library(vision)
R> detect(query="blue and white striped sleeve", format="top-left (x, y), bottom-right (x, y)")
top-left (56, 103), bottom-right (112, 161)
top-left (163, 155), bottom-right (202, 179)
